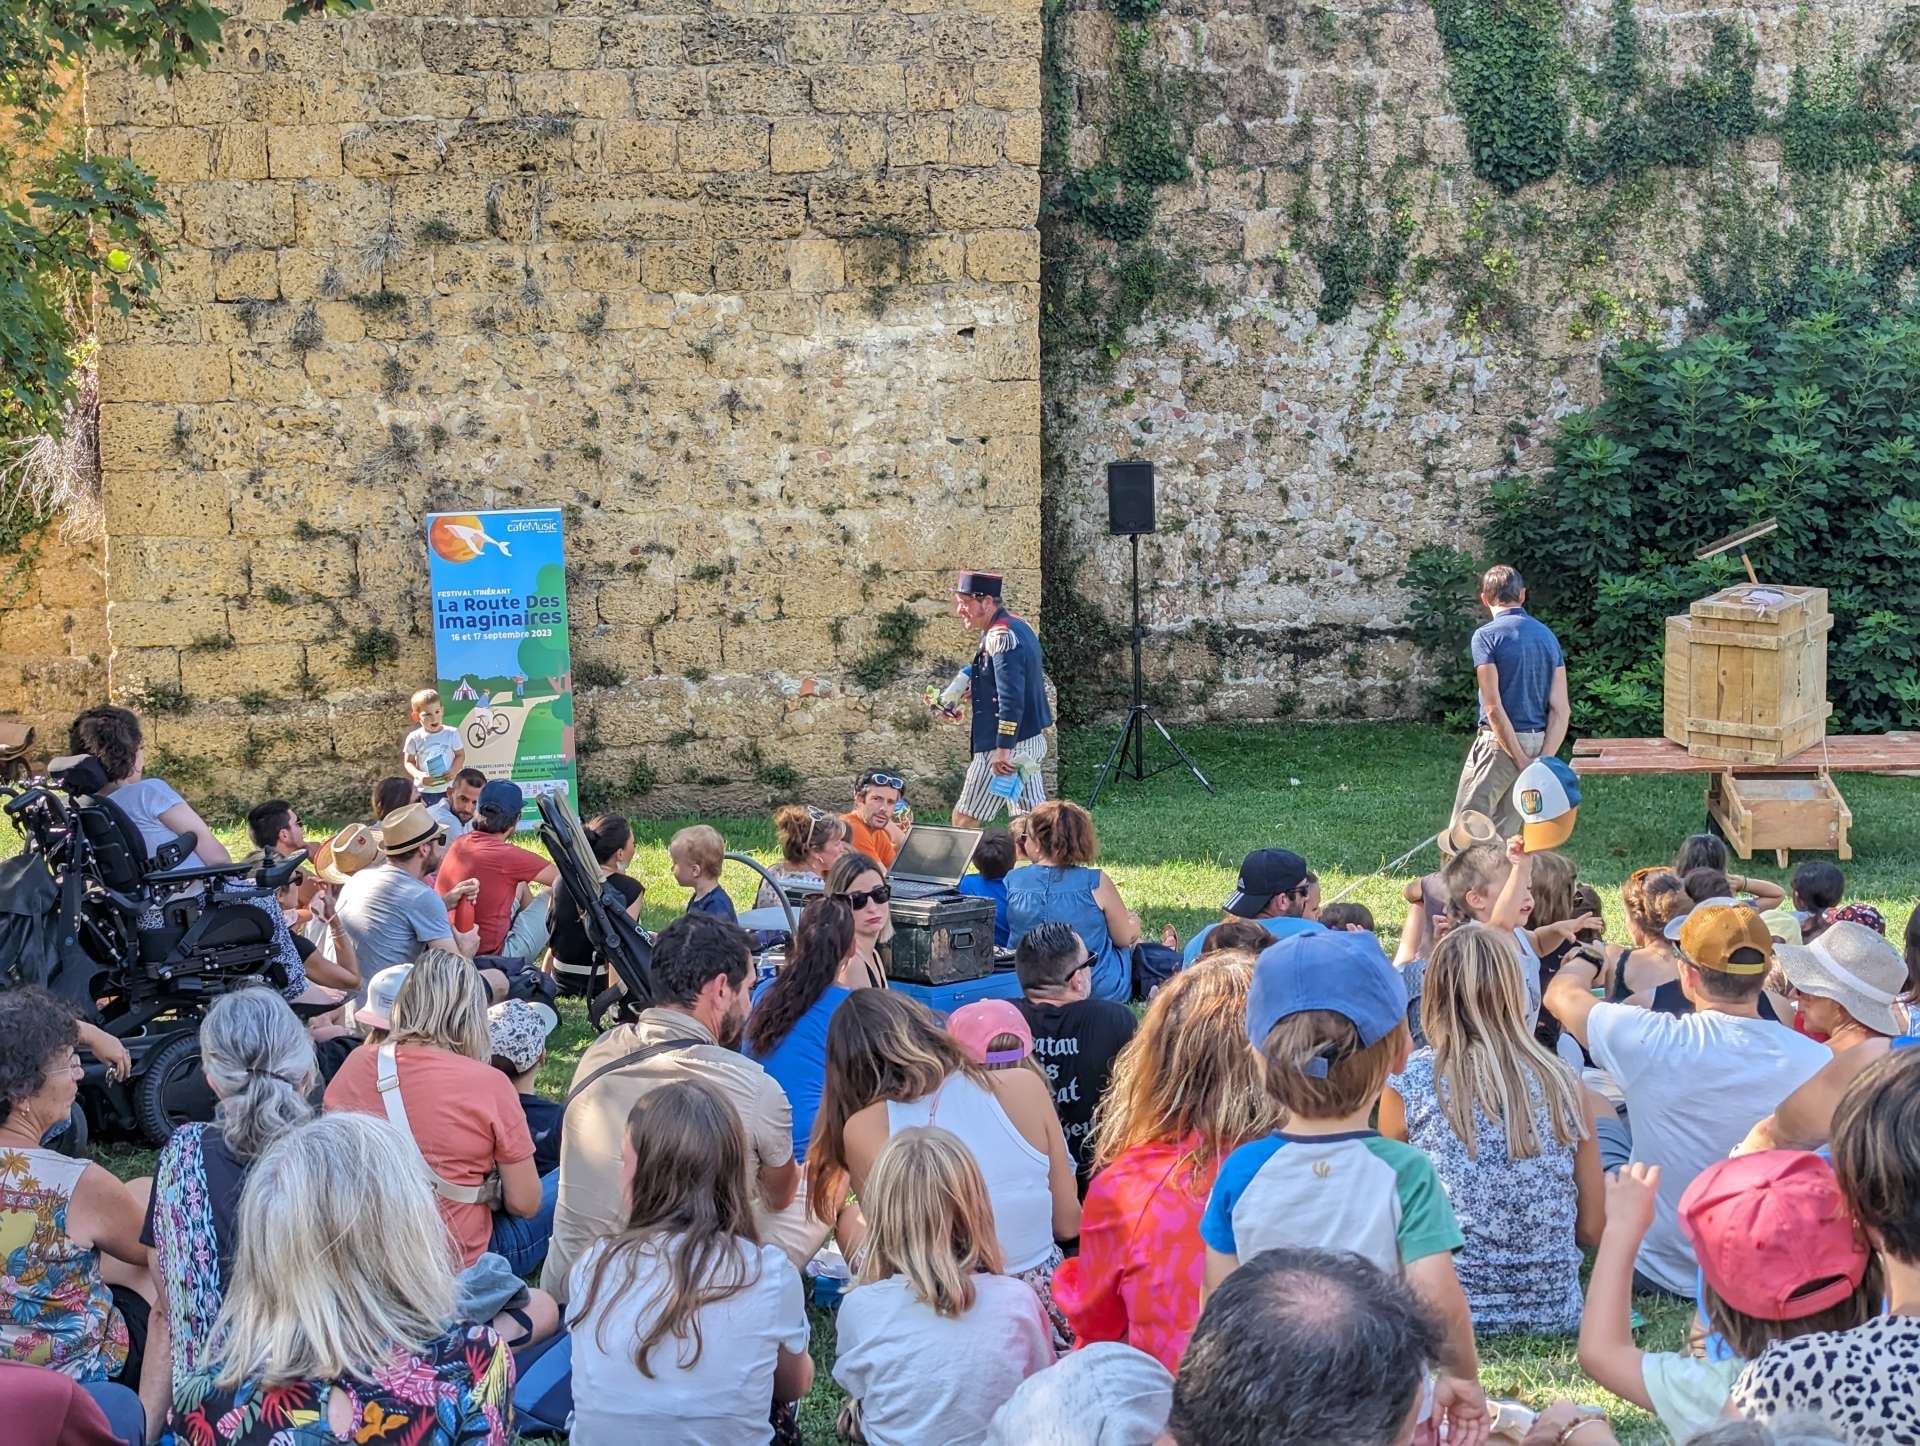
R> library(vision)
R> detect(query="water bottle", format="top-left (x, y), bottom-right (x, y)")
top-left (809, 1243), bottom-right (851, 1309)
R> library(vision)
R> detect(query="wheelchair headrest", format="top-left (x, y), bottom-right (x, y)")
top-left (49, 753), bottom-right (109, 795)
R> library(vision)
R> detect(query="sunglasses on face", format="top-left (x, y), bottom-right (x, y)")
top-left (836, 885), bottom-right (893, 910)
top-left (859, 772), bottom-right (907, 794)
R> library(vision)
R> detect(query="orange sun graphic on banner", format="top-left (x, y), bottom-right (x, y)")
top-left (429, 515), bottom-right (512, 563)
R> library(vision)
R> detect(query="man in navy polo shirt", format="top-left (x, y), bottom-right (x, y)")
top-left (1452, 564), bottom-right (1569, 836)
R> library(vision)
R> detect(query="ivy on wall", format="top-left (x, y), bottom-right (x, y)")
top-left (1429, 0), bottom-right (1567, 192)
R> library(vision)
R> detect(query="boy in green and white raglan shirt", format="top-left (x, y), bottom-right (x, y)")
top-left (1201, 930), bottom-right (1485, 1419)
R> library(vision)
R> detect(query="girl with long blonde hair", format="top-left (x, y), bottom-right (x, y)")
top-left (832, 1128), bottom-right (1052, 1446)
top-left (807, 991), bottom-right (1080, 1344)
top-left (565, 1079), bottom-right (813, 1445)
top-left (1051, 954), bottom-right (1285, 1371)
top-left (1379, 924), bottom-right (1605, 1333)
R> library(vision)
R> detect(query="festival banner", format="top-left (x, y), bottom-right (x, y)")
top-left (424, 508), bottom-right (576, 826)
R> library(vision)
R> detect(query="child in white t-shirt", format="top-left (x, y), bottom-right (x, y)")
top-left (833, 1126), bottom-right (1053, 1446)
top-left (1444, 839), bottom-right (1597, 1029)
top-left (403, 687), bottom-right (463, 805)
top-left (1577, 1154), bottom-right (1875, 1442)
top-left (566, 1079), bottom-right (813, 1446)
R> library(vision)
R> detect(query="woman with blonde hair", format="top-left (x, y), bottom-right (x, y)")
top-left (1051, 954), bottom-right (1284, 1371)
top-left (165, 1113), bottom-right (514, 1446)
top-left (807, 991), bottom-right (1079, 1342)
top-left (1380, 923), bottom-right (1605, 1333)
top-left (566, 1079), bottom-right (813, 1445)
top-left (142, 988), bottom-right (317, 1423)
top-left (832, 1128), bottom-right (1052, 1446)
top-left (326, 949), bottom-right (556, 1282)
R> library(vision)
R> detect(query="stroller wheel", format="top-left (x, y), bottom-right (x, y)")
top-left (588, 983), bottom-right (638, 1033)
top-left (135, 1030), bottom-right (217, 1145)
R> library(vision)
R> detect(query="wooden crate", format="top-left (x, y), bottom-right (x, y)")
top-left (1707, 771), bottom-right (1853, 866)
top-left (1662, 584), bottom-right (1833, 763)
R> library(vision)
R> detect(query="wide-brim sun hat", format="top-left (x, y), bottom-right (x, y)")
top-left (1776, 921), bottom-right (1908, 1037)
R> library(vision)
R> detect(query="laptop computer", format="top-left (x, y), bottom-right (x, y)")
top-left (886, 824), bottom-right (982, 899)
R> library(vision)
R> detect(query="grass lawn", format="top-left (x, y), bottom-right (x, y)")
top-left (13, 720), bottom-right (1918, 1442)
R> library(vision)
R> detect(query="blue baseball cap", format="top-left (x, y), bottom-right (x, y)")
top-left (477, 778), bottom-right (524, 817)
top-left (1246, 930), bottom-right (1408, 1075)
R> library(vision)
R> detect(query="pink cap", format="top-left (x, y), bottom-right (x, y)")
top-left (1678, 1150), bottom-right (1868, 1320)
top-left (947, 1000), bottom-right (1033, 1066)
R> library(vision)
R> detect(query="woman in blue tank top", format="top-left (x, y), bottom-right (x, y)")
top-left (1004, 801), bottom-right (1141, 1003)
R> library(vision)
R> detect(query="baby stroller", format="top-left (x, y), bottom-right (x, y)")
top-left (0, 754), bottom-right (310, 1143)
top-left (536, 791), bottom-right (658, 1031)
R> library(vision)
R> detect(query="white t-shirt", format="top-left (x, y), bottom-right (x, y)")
top-left (833, 1274), bottom-right (1053, 1446)
top-left (1586, 1002), bottom-right (1829, 1292)
top-left (104, 776), bottom-right (204, 867)
top-left (405, 724), bottom-right (461, 790)
top-left (1511, 926), bottom-right (1543, 1029)
top-left (566, 1235), bottom-right (808, 1446)
top-left (427, 798), bottom-right (472, 844)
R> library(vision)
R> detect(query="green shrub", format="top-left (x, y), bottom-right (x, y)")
top-left (1403, 276), bottom-right (1920, 737)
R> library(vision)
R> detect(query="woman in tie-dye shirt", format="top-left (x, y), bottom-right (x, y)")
top-left (1052, 956), bottom-right (1284, 1371)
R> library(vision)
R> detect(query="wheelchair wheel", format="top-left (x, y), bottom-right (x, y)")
top-left (135, 1030), bottom-right (217, 1145)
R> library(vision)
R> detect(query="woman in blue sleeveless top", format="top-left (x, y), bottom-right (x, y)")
top-left (1004, 801), bottom-right (1142, 1002)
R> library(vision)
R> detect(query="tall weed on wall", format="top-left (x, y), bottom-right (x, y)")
top-left (1405, 272), bottom-right (1920, 738)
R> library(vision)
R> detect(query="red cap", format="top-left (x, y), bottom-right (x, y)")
top-left (1678, 1151), bottom-right (1868, 1320)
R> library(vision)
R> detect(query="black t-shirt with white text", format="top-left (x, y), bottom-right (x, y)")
top-left (1013, 996), bottom-right (1137, 1195)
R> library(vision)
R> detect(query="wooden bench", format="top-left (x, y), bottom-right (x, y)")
top-left (1571, 734), bottom-right (1920, 865)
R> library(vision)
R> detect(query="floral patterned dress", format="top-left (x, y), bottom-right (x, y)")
top-left (0, 1146), bottom-right (130, 1382)
top-left (145, 1124), bottom-right (238, 1398)
top-left (163, 1324), bottom-right (514, 1446)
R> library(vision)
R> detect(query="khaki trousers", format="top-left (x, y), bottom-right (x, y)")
top-left (1452, 729), bottom-right (1545, 839)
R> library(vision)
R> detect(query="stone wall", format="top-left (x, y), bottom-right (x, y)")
top-left (59, 0), bottom-right (1041, 815)
top-left (1044, 0), bottom-right (1911, 724)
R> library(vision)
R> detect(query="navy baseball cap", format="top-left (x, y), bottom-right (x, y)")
top-left (478, 778), bottom-right (524, 817)
top-left (1246, 931), bottom-right (1408, 1074)
top-left (1223, 848), bottom-right (1308, 916)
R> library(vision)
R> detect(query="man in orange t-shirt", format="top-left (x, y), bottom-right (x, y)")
top-left (843, 768), bottom-right (911, 869)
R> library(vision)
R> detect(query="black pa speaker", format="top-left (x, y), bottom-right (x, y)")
top-left (1108, 461), bottom-right (1155, 536)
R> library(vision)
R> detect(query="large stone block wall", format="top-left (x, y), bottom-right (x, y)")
top-left (46, 0), bottom-right (1043, 814)
top-left (1045, 0), bottom-right (1909, 724)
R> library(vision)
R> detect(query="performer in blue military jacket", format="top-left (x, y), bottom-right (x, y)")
top-left (947, 570), bottom-right (1054, 826)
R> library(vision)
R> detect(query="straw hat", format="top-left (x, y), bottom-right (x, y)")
top-left (313, 823), bottom-right (379, 885)
top-left (1776, 921), bottom-right (1908, 1037)
top-left (378, 803), bottom-right (445, 856)
top-left (1435, 809), bottom-right (1498, 860)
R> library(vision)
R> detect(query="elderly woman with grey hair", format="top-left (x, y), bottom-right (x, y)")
top-left (138, 988), bottom-right (318, 1426)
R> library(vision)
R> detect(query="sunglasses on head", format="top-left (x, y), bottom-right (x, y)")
top-left (859, 772), bottom-right (907, 793)
top-left (835, 885), bottom-right (893, 910)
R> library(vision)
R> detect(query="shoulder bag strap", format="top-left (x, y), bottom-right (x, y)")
top-left (377, 1041), bottom-right (493, 1206)
top-left (562, 1036), bottom-right (701, 1115)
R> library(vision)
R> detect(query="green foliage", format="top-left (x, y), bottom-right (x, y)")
top-left (127, 680), bottom-right (191, 715)
top-left (1567, 10), bottom-right (1759, 184)
top-left (1041, 0), bottom-right (1205, 372)
top-left (1309, 96), bottom-right (1417, 326)
top-left (1429, 0), bottom-right (1567, 193)
top-left (736, 743), bottom-right (801, 795)
top-left (849, 605), bottom-right (927, 691)
top-left (1778, 39), bottom-right (1897, 178)
top-left (1402, 281), bottom-right (1920, 735)
top-left (573, 658), bottom-right (626, 690)
top-left (346, 626), bottom-right (399, 674)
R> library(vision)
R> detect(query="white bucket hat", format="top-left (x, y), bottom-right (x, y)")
top-left (1776, 921), bottom-right (1909, 1038)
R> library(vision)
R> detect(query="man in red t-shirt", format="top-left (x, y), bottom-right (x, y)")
top-left (434, 779), bottom-right (558, 958)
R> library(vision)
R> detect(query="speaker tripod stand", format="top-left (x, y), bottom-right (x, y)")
top-left (1088, 532), bottom-right (1215, 807)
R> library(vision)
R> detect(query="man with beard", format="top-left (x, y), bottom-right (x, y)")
top-left (429, 766), bottom-right (486, 844)
top-left (542, 913), bottom-right (800, 1300)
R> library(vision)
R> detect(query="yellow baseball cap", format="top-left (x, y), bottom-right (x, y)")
top-left (1679, 904), bottom-right (1774, 976)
